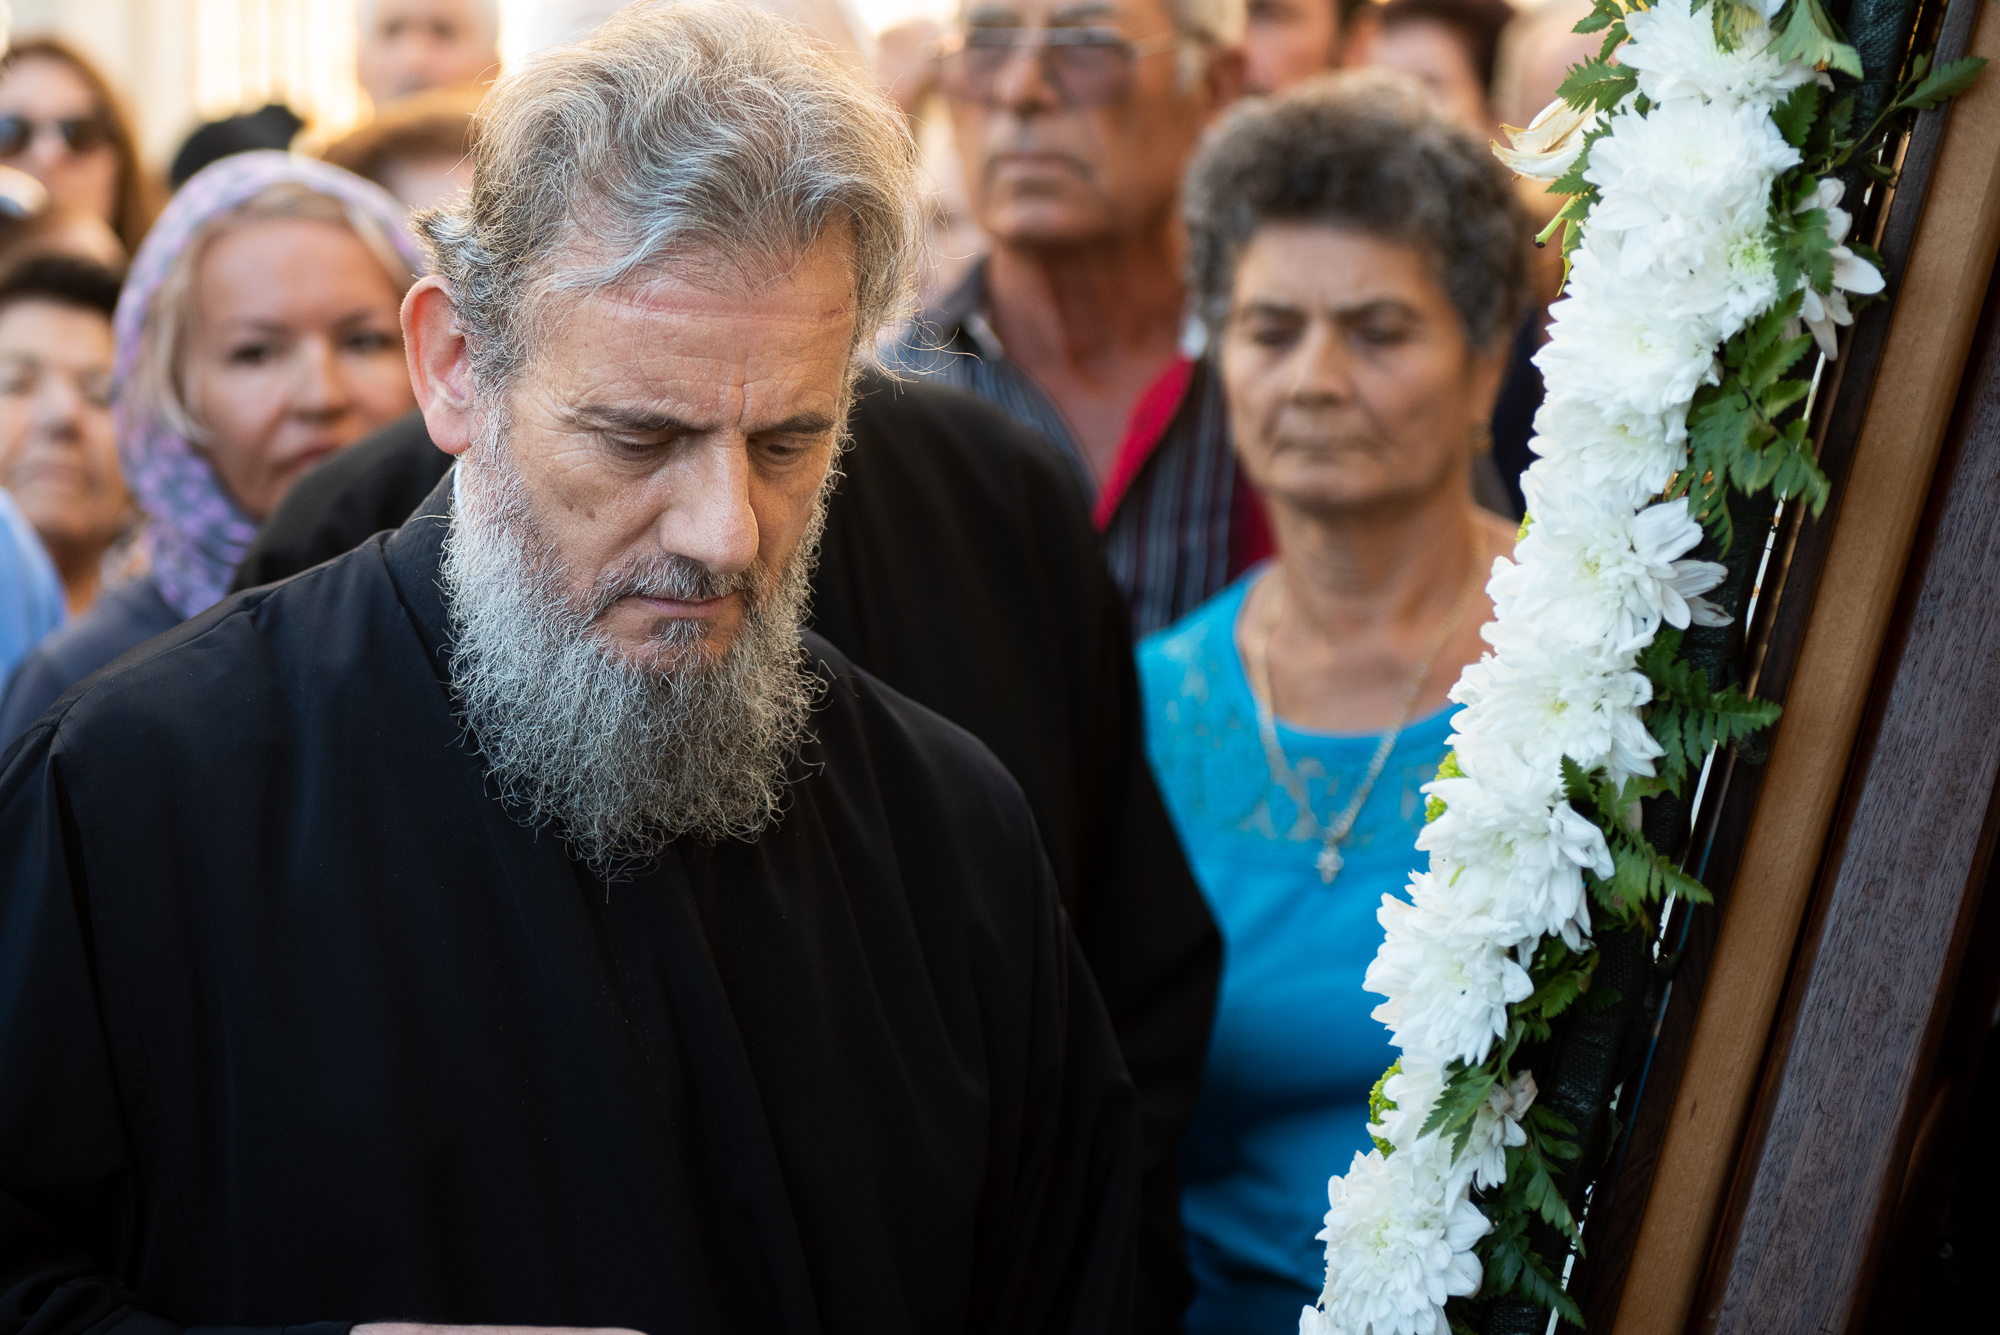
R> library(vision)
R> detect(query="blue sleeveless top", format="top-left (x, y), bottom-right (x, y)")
top-left (1137, 573), bottom-right (1455, 1335)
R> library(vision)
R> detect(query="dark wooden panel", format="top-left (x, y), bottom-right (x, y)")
top-left (1694, 247), bottom-right (2000, 1335)
top-left (1565, 0), bottom-right (1973, 1322)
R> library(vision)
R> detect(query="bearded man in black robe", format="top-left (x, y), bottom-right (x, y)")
top-left (0, 6), bottom-right (1140, 1334)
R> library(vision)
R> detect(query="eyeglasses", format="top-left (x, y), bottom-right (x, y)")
top-left (936, 26), bottom-right (1179, 107)
top-left (0, 115), bottom-right (112, 159)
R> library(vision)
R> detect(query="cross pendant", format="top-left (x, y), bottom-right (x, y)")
top-left (1317, 844), bottom-right (1343, 885)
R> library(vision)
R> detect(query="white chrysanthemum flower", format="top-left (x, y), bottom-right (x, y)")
top-left (1452, 1071), bottom-right (1538, 1194)
top-left (1368, 878), bottom-right (1535, 1065)
top-left (1450, 627), bottom-right (1662, 788)
top-left (1611, 209), bottom-right (1782, 344)
top-left (1312, 1142), bottom-right (1489, 1335)
top-left (1537, 241), bottom-right (1720, 429)
top-left (1488, 485), bottom-right (1729, 652)
top-left (1525, 398), bottom-right (1687, 513)
top-left (1416, 751), bottom-right (1611, 948)
top-left (1371, 1053), bottom-right (1450, 1152)
top-left (1794, 178), bottom-right (1885, 357)
top-left (1618, 0), bottom-right (1818, 108)
top-left (1583, 98), bottom-right (1799, 244)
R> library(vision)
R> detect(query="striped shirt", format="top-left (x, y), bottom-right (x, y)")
top-left (884, 260), bottom-right (1270, 638)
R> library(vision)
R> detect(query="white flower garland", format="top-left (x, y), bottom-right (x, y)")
top-left (1300, 3), bottom-right (1883, 1331)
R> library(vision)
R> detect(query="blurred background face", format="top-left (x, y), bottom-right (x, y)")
top-left (1221, 223), bottom-right (1503, 517)
top-left (357, 0), bottom-right (500, 104)
top-left (183, 218), bottom-right (414, 520)
top-left (0, 56), bottom-right (118, 228)
top-left (1242, 0), bottom-right (1341, 95)
top-left (945, 0), bottom-right (1216, 248)
top-left (1367, 16), bottom-right (1493, 134)
top-left (0, 298), bottom-right (125, 585)
top-left (378, 151), bottom-right (474, 210)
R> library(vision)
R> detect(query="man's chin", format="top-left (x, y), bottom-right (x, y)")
top-left (596, 631), bottom-right (730, 677)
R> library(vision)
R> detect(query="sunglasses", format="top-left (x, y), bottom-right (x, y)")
top-left (936, 26), bottom-right (1178, 107)
top-left (0, 114), bottom-right (112, 158)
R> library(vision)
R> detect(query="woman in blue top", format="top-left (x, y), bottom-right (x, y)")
top-left (1142, 73), bottom-right (1531, 1333)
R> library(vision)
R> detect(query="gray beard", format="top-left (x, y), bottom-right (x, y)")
top-left (438, 417), bottom-right (824, 867)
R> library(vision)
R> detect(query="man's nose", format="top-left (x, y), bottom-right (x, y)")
top-left (993, 38), bottom-right (1064, 115)
top-left (31, 372), bottom-right (85, 438)
top-left (655, 441), bottom-right (759, 580)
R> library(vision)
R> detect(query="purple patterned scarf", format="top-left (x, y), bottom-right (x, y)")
top-left (112, 151), bottom-right (427, 620)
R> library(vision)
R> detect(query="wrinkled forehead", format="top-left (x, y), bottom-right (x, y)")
top-left (962, 0), bottom-right (1167, 30)
top-left (522, 223), bottom-right (864, 356)
top-left (363, 0), bottom-right (498, 36)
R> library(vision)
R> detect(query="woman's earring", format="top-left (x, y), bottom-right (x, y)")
top-left (1471, 423), bottom-right (1494, 455)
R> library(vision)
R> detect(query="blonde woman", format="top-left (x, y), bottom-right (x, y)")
top-left (1, 153), bottom-right (421, 738)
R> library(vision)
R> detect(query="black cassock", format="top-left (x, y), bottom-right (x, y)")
top-left (231, 372), bottom-right (1218, 1331)
top-left (0, 482), bottom-right (1139, 1335)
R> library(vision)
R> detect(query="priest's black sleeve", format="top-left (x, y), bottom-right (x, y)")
top-left (0, 724), bottom-right (146, 1335)
top-left (0, 725), bottom-right (357, 1335)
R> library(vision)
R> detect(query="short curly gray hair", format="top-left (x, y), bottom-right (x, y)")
top-left (1183, 71), bottom-right (1530, 353)
top-left (415, 0), bottom-right (919, 391)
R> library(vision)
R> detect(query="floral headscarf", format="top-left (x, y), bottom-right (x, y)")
top-left (112, 151), bottom-right (428, 619)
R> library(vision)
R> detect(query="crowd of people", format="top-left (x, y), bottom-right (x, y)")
top-left (0, 0), bottom-right (1599, 1331)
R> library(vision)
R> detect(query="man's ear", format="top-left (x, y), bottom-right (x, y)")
top-left (1202, 43), bottom-right (1248, 119)
top-left (402, 276), bottom-right (478, 458)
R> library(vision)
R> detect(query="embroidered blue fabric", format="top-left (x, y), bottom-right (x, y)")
top-left (1138, 572), bottom-right (1455, 1335)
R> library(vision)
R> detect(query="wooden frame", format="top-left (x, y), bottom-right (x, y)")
top-left (1556, 0), bottom-right (2000, 1327)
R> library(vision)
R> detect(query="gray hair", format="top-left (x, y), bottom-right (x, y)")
top-left (1182, 70), bottom-right (1530, 352)
top-left (415, 0), bottom-right (919, 391)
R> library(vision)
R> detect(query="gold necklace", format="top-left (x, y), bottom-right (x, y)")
top-left (1243, 526), bottom-right (1487, 885)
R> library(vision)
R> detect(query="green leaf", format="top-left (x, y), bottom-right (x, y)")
top-left (1710, 0), bottom-right (1766, 51)
top-left (1898, 55), bottom-right (1987, 113)
top-left (1739, 320), bottom-right (1816, 396)
top-left (1559, 755), bottom-right (1596, 812)
top-left (1774, 207), bottom-right (1839, 298)
top-left (1520, 965), bottom-right (1590, 1024)
top-left (1559, 57), bottom-right (1638, 113)
top-left (1598, 18), bottom-right (1630, 62)
top-left (1768, 0), bottom-right (1864, 78)
top-left (1516, 1141), bottom-right (1583, 1244)
top-left (1771, 82), bottom-right (1819, 147)
top-left (1600, 831), bottom-right (1711, 920)
top-left (1573, 0), bottom-right (1624, 34)
top-left (1420, 1060), bottom-right (1500, 1149)
top-left (1480, 1227), bottom-right (1585, 1325)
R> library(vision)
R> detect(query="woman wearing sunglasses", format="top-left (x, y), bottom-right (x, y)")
top-left (0, 38), bottom-right (157, 258)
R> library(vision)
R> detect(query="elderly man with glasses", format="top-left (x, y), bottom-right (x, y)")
top-left (888, 0), bottom-right (1255, 641)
